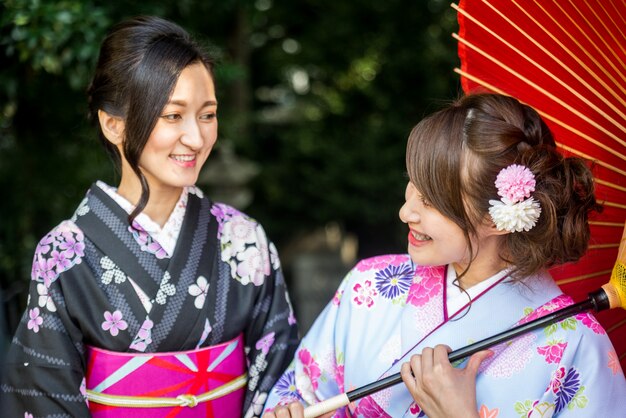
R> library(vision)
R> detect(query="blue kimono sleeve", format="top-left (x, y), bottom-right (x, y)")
top-left (263, 268), bottom-right (357, 416)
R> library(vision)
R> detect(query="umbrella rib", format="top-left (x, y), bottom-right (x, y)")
top-left (560, 0), bottom-right (626, 78)
top-left (594, 179), bottom-right (626, 194)
top-left (518, 0), bottom-right (626, 100)
top-left (607, 318), bottom-right (626, 334)
top-left (589, 221), bottom-right (626, 228)
top-left (454, 2), bottom-right (626, 130)
top-left (589, 0), bottom-right (626, 58)
top-left (553, 142), bottom-right (626, 179)
top-left (607, 0), bottom-right (626, 36)
top-left (452, 64), bottom-right (626, 165)
top-left (532, 0), bottom-right (626, 89)
top-left (556, 269), bottom-right (613, 285)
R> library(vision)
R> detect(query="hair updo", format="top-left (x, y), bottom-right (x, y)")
top-left (406, 93), bottom-right (602, 280)
top-left (86, 16), bottom-right (216, 223)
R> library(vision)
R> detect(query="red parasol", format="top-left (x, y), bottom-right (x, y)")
top-left (453, 0), bottom-right (626, 369)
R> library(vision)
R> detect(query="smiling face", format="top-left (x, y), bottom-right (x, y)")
top-left (399, 181), bottom-right (508, 287)
top-left (111, 63), bottom-right (218, 204)
top-left (399, 182), bottom-right (471, 268)
top-left (131, 62), bottom-right (217, 198)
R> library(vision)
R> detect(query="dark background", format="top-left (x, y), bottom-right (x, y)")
top-left (0, 0), bottom-right (461, 349)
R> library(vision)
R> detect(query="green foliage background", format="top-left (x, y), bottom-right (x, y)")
top-left (0, 0), bottom-right (460, 331)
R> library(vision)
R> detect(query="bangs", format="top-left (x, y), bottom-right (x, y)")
top-left (406, 106), bottom-right (467, 225)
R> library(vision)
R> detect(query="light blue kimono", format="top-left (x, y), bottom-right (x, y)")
top-left (264, 254), bottom-right (626, 417)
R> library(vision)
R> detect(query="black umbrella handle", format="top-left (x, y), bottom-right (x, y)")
top-left (303, 288), bottom-right (610, 418)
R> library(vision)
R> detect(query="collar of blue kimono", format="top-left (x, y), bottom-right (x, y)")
top-left (363, 275), bottom-right (566, 417)
top-left (392, 264), bottom-right (511, 375)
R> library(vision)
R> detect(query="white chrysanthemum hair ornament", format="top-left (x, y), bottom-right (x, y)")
top-left (488, 164), bottom-right (542, 233)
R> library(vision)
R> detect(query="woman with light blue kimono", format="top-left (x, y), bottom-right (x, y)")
top-left (263, 93), bottom-right (626, 418)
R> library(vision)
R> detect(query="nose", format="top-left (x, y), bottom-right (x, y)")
top-left (180, 120), bottom-right (204, 150)
top-left (399, 183), bottom-right (420, 224)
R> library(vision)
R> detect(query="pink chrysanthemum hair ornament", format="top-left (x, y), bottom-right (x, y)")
top-left (488, 164), bottom-right (541, 232)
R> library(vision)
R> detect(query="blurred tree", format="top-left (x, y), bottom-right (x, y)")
top-left (0, 0), bottom-right (459, 332)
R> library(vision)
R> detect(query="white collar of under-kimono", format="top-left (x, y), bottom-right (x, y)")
top-left (445, 265), bottom-right (510, 318)
top-left (95, 180), bottom-right (188, 257)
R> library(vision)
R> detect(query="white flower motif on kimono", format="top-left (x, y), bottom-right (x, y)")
top-left (236, 244), bottom-right (270, 286)
top-left (37, 283), bottom-right (56, 312)
top-left (27, 308), bottom-right (43, 333)
top-left (101, 310), bottom-right (128, 336)
top-left (100, 256), bottom-right (127, 285)
top-left (248, 352), bottom-right (268, 391)
top-left (155, 272), bottom-right (176, 305)
top-left (188, 275), bottom-right (209, 309)
top-left (226, 217), bottom-right (256, 254)
top-left (71, 197), bottom-right (90, 220)
top-left (269, 242), bottom-right (281, 270)
top-left (244, 391), bottom-right (268, 418)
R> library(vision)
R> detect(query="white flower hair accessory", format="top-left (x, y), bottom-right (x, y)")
top-left (488, 164), bottom-right (541, 232)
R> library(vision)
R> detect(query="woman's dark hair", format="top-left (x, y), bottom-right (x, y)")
top-left (406, 93), bottom-right (602, 281)
top-left (87, 15), bottom-right (216, 224)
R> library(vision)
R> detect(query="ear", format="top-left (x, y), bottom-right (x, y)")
top-left (483, 215), bottom-right (511, 237)
top-left (98, 110), bottom-right (125, 145)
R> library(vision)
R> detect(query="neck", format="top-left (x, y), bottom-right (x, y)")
top-left (116, 176), bottom-right (182, 228)
top-left (453, 235), bottom-right (508, 290)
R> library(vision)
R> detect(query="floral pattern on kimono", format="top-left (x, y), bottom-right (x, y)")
top-left (264, 254), bottom-right (626, 417)
top-left (1, 183), bottom-right (299, 418)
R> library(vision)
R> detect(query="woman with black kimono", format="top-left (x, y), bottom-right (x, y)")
top-left (1, 16), bottom-right (299, 418)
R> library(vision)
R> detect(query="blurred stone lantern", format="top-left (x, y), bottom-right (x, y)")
top-left (197, 139), bottom-right (260, 209)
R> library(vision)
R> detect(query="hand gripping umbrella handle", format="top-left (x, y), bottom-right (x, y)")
top-left (303, 223), bottom-right (626, 418)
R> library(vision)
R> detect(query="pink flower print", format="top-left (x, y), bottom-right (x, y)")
top-left (334, 364), bottom-right (345, 392)
top-left (519, 295), bottom-right (572, 325)
top-left (256, 332), bottom-right (276, 355)
top-left (353, 280), bottom-right (378, 308)
top-left (129, 222), bottom-right (168, 259)
top-left (479, 405), bottom-right (499, 418)
top-left (537, 342), bottom-right (567, 364)
top-left (59, 236), bottom-right (85, 259)
top-left (298, 349), bottom-right (321, 390)
top-left (25, 413), bottom-right (33, 418)
top-left (51, 250), bottom-right (72, 273)
top-left (409, 402), bottom-right (424, 416)
top-left (101, 310), bottom-right (128, 337)
top-left (27, 308), bottom-right (43, 333)
top-left (35, 234), bottom-right (55, 256)
top-left (130, 318), bottom-right (153, 352)
top-left (332, 289), bottom-right (343, 306)
top-left (608, 350), bottom-right (621, 375)
top-left (406, 270), bottom-right (443, 307)
top-left (34, 256), bottom-right (57, 287)
top-left (575, 312), bottom-right (606, 334)
top-left (495, 164), bottom-right (536, 203)
top-left (548, 366), bottom-right (566, 394)
top-left (354, 396), bottom-right (391, 417)
top-left (356, 254), bottom-right (409, 272)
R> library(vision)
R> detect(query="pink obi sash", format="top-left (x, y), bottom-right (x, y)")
top-left (85, 333), bottom-right (247, 417)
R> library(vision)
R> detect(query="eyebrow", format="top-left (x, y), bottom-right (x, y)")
top-left (167, 100), bottom-right (218, 107)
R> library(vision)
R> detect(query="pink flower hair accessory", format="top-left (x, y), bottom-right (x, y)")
top-left (495, 164), bottom-right (536, 203)
top-left (489, 164), bottom-right (541, 233)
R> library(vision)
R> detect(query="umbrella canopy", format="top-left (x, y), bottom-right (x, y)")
top-left (453, 0), bottom-right (626, 369)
